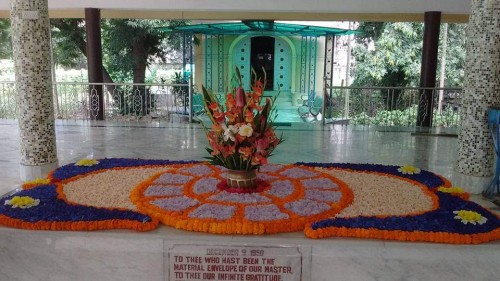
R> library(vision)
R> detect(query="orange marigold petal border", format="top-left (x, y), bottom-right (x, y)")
top-left (131, 163), bottom-right (353, 235)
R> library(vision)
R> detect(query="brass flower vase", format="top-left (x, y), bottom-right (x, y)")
top-left (225, 169), bottom-right (257, 190)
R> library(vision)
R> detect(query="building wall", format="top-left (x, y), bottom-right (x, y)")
top-left (196, 34), bottom-right (326, 95)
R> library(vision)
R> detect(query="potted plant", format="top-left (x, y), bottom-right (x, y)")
top-left (201, 68), bottom-right (283, 191)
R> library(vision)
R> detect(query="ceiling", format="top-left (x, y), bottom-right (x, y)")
top-left (0, 0), bottom-right (471, 22)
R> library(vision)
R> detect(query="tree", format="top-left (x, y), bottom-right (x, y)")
top-left (51, 18), bottom-right (117, 84)
top-left (50, 19), bottom-right (187, 84)
top-left (351, 22), bottom-right (466, 112)
top-left (440, 23), bottom-right (466, 87)
top-left (0, 19), bottom-right (11, 59)
top-left (100, 19), bottom-right (187, 114)
top-left (351, 22), bottom-right (423, 110)
top-left (352, 22), bottom-right (424, 88)
top-left (101, 19), bottom-right (186, 84)
top-left (50, 19), bottom-right (87, 69)
top-left (352, 22), bottom-right (466, 88)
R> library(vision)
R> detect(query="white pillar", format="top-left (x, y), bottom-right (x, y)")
top-left (455, 0), bottom-right (500, 193)
top-left (10, 0), bottom-right (58, 180)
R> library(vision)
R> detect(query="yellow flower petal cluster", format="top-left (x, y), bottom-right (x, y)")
top-left (453, 210), bottom-right (487, 225)
top-left (75, 158), bottom-right (100, 166)
top-left (438, 186), bottom-right (464, 194)
top-left (397, 165), bottom-right (421, 175)
top-left (4, 196), bottom-right (40, 209)
top-left (24, 178), bottom-right (50, 186)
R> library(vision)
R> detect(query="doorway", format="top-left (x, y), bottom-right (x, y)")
top-left (251, 36), bottom-right (275, 91)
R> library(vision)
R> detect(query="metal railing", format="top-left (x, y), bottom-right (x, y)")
top-left (0, 80), bottom-right (462, 128)
top-left (0, 81), bottom-right (193, 122)
top-left (0, 82), bottom-right (16, 119)
top-left (323, 86), bottom-right (462, 127)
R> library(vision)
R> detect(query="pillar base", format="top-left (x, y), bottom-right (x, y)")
top-left (451, 170), bottom-right (493, 194)
top-left (20, 161), bottom-right (59, 181)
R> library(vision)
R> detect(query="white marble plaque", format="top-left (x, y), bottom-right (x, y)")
top-left (168, 244), bottom-right (302, 281)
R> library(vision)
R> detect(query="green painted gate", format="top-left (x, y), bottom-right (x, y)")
top-left (232, 37), bottom-right (251, 90)
top-left (232, 36), bottom-right (291, 91)
top-left (273, 37), bottom-right (291, 91)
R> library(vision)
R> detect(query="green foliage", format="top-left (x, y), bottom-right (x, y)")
top-left (0, 19), bottom-right (11, 59)
top-left (352, 107), bottom-right (415, 127)
top-left (433, 107), bottom-right (461, 127)
top-left (351, 105), bottom-right (460, 127)
top-left (170, 71), bottom-right (189, 111)
top-left (352, 22), bottom-right (424, 87)
top-left (50, 19), bottom-right (87, 68)
top-left (352, 22), bottom-right (466, 88)
top-left (439, 24), bottom-right (466, 87)
top-left (102, 19), bottom-right (187, 83)
top-left (354, 22), bottom-right (385, 46)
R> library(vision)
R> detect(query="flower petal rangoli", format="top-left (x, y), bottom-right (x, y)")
top-left (0, 159), bottom-right (498, 244)
top-left (131, 163), bottom-right (353, 234)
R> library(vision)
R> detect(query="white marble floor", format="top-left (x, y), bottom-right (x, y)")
top-left (0, 119), bottom-right (461, 192)
top-left (1, 119), bottom-right (500, 281)
top-left (1, 119), bottom-right (497, 207)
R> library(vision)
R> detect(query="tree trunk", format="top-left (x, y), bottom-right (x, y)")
top-left (132, 37), bottom-right (149, 114)
top-left (132, 37), bottom-right (147, 84)
top-left (438, 23), bottom-right (448, 114)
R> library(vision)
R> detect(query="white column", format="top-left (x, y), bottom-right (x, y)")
top-left (455, 0), bottom-right (500, 193)
top-left (10, 0), bottom-right (58, 180)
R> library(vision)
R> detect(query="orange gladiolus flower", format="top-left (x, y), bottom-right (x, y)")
top-left (244, 110), bottom-right (254, 123)
top-left (201, 67), bottom-right (283, 171)
top-left (226, 111), bottom-right (237, 123)
top-left (226, 93), bottom-right (236, 110)
top-left (220, 145), bottom-right (236, 158)
top-left (238, 146), bottom-right (253, 159)
top-left (251, 153), bottom-right (268, 165)
top-left (211, 123), bottom-right (223, 133)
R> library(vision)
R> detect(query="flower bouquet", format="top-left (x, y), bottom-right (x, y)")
top-left (201, 68), bottom-right (283, 190)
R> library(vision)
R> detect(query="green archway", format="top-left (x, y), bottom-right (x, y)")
top-left (228, 34), bottom-right (297, 92)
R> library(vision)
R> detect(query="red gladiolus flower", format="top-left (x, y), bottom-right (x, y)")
top-left (264, 128), bottom-right (275, 137)
top-left (209, 102), bottom-right (219, 111)
top-left (255, 138), bottom-right (270, 156)
top-left (213, 111), bottom-right (225, 123)
top-left (236, 87), bottom-right (245, 108)
top-left (235, 133), bottom-right (246, 143)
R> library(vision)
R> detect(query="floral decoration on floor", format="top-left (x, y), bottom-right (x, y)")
top-left (131, 163), bottom-right (352, 234)
top-left (0, 158), bottom-right (498, 244)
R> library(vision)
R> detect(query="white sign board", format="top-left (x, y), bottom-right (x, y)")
top-left (168, 245), bottom-right (302, 281)
top-left (22, 11), bottom-right (39, 20)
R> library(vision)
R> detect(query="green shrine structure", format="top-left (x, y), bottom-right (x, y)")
top-left (160, 20), bottom-right (357, 118)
